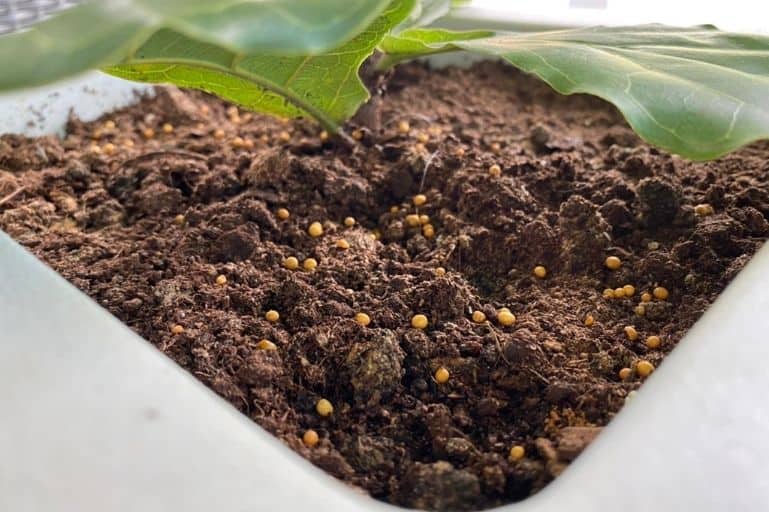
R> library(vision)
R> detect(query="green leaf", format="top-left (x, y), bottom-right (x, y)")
top-left (393, 0), bottom-right (467, 32)
top-left (0, 3), bottom-right (149, 91)
top-left (148, 0), bottom-right (395, 54)
top-left (0, 0), bottom-right (392, 91)
top-left (379, 28), bottom-right (493, 68)
top-left (381, 25), bottom-right (769, 160)
top-left (105, 0), bottom-right (416, 132)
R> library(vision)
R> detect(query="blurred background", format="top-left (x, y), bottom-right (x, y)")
top-left (469, 0), bottom-right (769, 34)
top-left (3, 0), bottom-right (769, 35)
top-left (0, 0), bottom-right (76, 34)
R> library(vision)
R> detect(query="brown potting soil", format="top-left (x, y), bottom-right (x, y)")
top-left (3, 61), bottom-right (769, 510)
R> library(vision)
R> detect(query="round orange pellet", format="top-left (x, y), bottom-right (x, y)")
top-left (257, 339), bottom-right (277, 351)
top-left (308, 222), bottom-right (323, 237)
top-left (434, 367), bottom-right (450, 384)
top-left (411, 314), bottom-right (428, 330)
top-left (636, 360), bottom-right (655, 377)
top-left (303, 429), bottom-right (319, 447)
top-left (509, 445), bottom-right (525, 461)
top-left (497, 310), bottom-right (516, 327)
top-left (472, 311), bottom-right (487, 324)
top-left (605, 256), bottom-right (622, 270)
top-left (316, 398), bottom-right (333, 417)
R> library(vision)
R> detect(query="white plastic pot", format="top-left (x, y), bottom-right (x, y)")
top-left (2, 5), bottom-right (769, 511)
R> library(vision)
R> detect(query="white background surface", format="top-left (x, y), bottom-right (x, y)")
top-left (0, 71), bottom-right (150, 137)
top-left (471, 0), bottom-right (769, 34)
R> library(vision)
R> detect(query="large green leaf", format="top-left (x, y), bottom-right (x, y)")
top-left (381, 25), bottom-right (769, 160)
top-left (393, 0), bottom-right (467, 32)
top-left (0, 0), bottom-right (392, 91)
top-left (379, 27), bottom-right (493, 68)
top-left (106, 0), bottom-right (416, 132)
top-left (0, 3), bottom-right (149, 91)
top-left (145, 0), bottom-right (394, 54)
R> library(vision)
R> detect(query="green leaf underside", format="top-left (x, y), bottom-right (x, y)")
top-left (0, 0), bottom-right (392, 91)
top-left (379, 28), bottom-right (494, 68)
top-left (106, 0), bottom-right (416, 132)
top-left (154, 0), bottom-right (394, 54)
top-left (393, 0), bottom-right (468, 33)
top-left (383, 25), bottom-right (769, 160)
top-left (0, 4), bottom-right (148, 90)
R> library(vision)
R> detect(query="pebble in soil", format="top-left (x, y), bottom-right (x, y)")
top-left (2, 62), bottom-right (769, 510)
